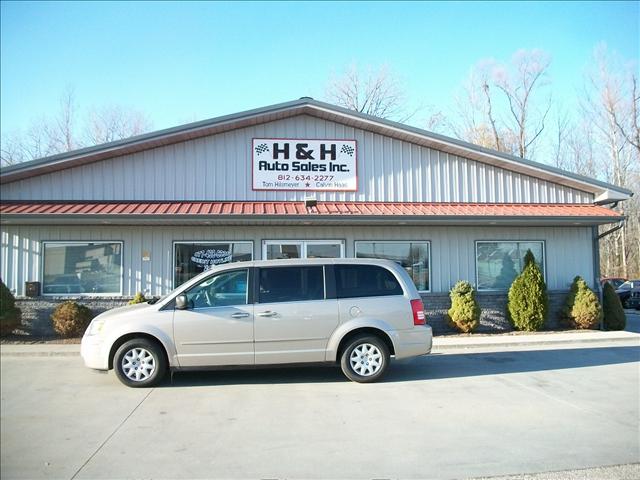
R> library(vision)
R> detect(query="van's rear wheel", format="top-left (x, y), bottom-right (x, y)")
top-left (114, 338), bottom-right (166, 388)
top-left (340, 335), bottom-right (390, 383)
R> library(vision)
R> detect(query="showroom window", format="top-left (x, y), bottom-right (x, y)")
top-left (42, 242), bottom-right (123, 295)
top-left (174, 242), bottom-right (253, 287)
top-left (476, 241), bottom-right (545, 290)
top-left (355, 241), bottom-right (430, 292)
top-left (262, 240), bottom-right (344, 260)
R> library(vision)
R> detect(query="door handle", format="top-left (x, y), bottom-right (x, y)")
top-left (256, 311), bottom-right (277, 317)
top-left (230, 312), bottom-right (250, 319)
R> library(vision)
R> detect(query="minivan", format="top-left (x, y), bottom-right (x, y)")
top-left (81, 259), bottom-right (433, 387)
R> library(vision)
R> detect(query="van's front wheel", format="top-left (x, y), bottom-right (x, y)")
top-left (114, 339), bottom-right (167, 388)
top-left (340, 335), bottom-right (390, 383)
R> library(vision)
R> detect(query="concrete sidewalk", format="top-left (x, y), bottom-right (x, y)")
top-left (1, 328), bottom-right (638, 357)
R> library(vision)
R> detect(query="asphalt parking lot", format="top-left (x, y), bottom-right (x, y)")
top-left (2, 335), bottom-right (639, 480)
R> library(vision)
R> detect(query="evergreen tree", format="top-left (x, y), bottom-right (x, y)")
top-left (507, 250), bottom-right (548, 331)
top-left (447, 281), bottom-right (481, 333)
top-left (602, 282), bottom-right (626, 330)
top-left (562, 276), bottom-right (602, 329)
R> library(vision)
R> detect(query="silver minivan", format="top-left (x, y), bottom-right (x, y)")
top-left (81, 258), bottom-right (433, 387)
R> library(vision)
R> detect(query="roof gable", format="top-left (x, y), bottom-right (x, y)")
top-left (0, 98), bottom-right (632, 200)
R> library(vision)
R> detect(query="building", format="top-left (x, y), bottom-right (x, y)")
top-left (0, 98), bottom-right (632, 334)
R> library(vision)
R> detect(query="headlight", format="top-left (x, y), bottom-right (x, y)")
top-left (87, 318), bottom-right (106, 336)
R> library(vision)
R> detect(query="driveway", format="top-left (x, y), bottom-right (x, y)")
top-left (1, 339), bottom-right (639, 480)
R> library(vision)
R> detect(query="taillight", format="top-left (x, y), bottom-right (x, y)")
top-left (411, 299), bottom-right (426, 325)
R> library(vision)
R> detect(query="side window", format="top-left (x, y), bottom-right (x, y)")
top-left (335, 265), bottom-right (403, 299)
top-left (185, 269), bottom-right (248, 309)
top-left (259, 266), bottom-right (324, 303)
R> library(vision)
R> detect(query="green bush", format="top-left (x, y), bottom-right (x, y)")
top-left (507, 250), bottom-right (548, 331)
top-left (561, 276), bottom-right (603, 329)
top-left (128, 292), bottom-right (147, 305)
top-left (0, 279), bottom-right (21, 336)
top-left (447, 281), bottom-right (481, 333)
top-left (51, 301), bottom-right (94, 338)
top-left (603, 282), bottom-right (626, 330)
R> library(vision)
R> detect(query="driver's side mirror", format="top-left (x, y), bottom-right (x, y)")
top-left (175, 294), bottom-right (190, 310)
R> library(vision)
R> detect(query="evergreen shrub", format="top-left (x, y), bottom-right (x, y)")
top-left (128, 292), bottom-right (147, 305)
top-left (561, 276), bottom-right (602, 329)
top-left (51, 301), bottom-right (94, 338)
top-left (507, 250), bottom-right (548, 331)
top-left (0, 279), bottom-right (21, 336)
top-left (603, 282), bottom-right (626, 330)
top-left (447, 281), bottom-right (481, 333)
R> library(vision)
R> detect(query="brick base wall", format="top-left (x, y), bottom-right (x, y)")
top-left (14, 297), bottom-right (131, 336)
top-left (14, 290), bottom-right (571, 337)
top-left (421, 290), bottom-right (568, 335)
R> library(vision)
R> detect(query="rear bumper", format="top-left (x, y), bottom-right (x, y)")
top-left (393, 325), bottom-right (433, 360)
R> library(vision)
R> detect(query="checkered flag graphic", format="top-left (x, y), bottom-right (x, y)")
top-left (255, 143), bottom-right (269, 155)
top-left (340, 144), bottom-right (354, 156)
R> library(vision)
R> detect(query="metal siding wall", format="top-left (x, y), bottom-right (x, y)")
top-left (1, 116), bottom-right (594, 203)
top-left (1, 224), bottom-right (593, 296)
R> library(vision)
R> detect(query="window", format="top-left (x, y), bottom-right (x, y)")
top-left (42, 242), bottom-right (123, 295)
top-left (355, 241), bottom-right (430, 292)
top-left (476, 241), bottom-right (545, 290)
top-left (263, 240), bottom-right (344, 260)
top-left (258, 266), bottom-right (324, 303)
top-left (185, 269), bottom-right (249, 309)
top-left (174, 242), bottom-right (253, 287)
top-left (335, 265), bottom-right (403, 299)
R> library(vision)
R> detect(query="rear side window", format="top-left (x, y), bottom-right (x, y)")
top-left (259, 266), bottom-right (324, 303)
top-left (335, 265), bottom-right (403, 299)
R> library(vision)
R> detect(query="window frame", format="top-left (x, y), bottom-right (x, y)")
top-left (172, 240), bottom-right (254, 289)
top-left (354, 240), bottom-right (432, 293)
top-left (474, 240), bottom-right (547, 292)
top-left (261, 239), bottom-right (345, 260)
top-left (41, 240), bottom-right (124, 297)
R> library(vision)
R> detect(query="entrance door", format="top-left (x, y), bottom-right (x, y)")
top-left (254, 265), bottom-right (339, 364)
top-left (173, 268), bottom-right (254, 367)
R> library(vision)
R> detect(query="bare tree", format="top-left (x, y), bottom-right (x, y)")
top-left (85, 106), bottom-right (151, 145)
top-left (325, 64), bottom-right (417, 122)
top-left (1, 89), bottom-right (152, 167)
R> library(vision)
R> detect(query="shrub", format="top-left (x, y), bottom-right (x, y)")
top-left (447, 281), bottom-right (481, 333)
top-left (603, 282), bottom-right (626, 330)
top-left (128, 292), bottom-right (147, 305)
top-left (51, 301), bottom-right (94, 338)
top-left (561, 276), bottom-right (603, 329)
top-left (507, 250), bottom-right (548, 331)
top-left (0, 279), bottom-right (21, 336)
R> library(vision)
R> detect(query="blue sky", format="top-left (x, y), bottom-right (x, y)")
top-left (1, 1), bottom-right (638, 140)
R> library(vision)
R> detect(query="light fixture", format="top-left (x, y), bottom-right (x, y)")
top-left (304, 197), bottom-right (317, 208)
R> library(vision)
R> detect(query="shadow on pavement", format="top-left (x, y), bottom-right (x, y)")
top-left (162, 345), bottom-right (639, 388)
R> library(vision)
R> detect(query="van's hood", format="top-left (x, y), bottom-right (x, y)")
top-left (95, 302), bottom-right (154, 321)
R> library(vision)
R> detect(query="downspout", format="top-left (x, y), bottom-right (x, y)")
top-left (594, 218), bottom-right (626, 330)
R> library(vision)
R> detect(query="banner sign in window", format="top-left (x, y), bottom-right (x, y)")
top-left (252, 139), bottom-right (357, 191)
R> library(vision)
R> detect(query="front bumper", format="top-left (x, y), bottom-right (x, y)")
top-left (80, 335), bottom-right (109, 370)
top-left (393, 325), bottom-right (433, 360)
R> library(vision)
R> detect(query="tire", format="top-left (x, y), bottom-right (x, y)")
top-left (113, 338), bottom-right (167, 388)
top-left (340, 334), bottom-right (390, 383)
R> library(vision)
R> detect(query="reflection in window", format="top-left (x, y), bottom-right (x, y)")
top-left (263, 241), bottom-right (344, 260)
top-left (265, 243), bottom-right (301, 260)
top-left (43, 242), bottom-right (122, 295)
top-left (259, 266), bottom-right (325, 303)
top-left (174, 242), bottom-right (252, 287)
top-left (185, 270), bottom-right (248, 308)
top-left (355, 242), bottom-right (430, 291)
top-left (476, 241), bottom-right (544, 290)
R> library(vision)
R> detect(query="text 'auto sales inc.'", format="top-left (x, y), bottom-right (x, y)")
top-left (0, 98), bottom-right (631, 333)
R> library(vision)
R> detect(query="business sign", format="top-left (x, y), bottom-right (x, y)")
top-left (190, 248), bottom-right (232, 270)
top-left (253, 139), bottom-right (357, 191)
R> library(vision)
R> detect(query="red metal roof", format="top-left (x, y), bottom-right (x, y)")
top-left (0, 201), bottom-right (621, 218)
